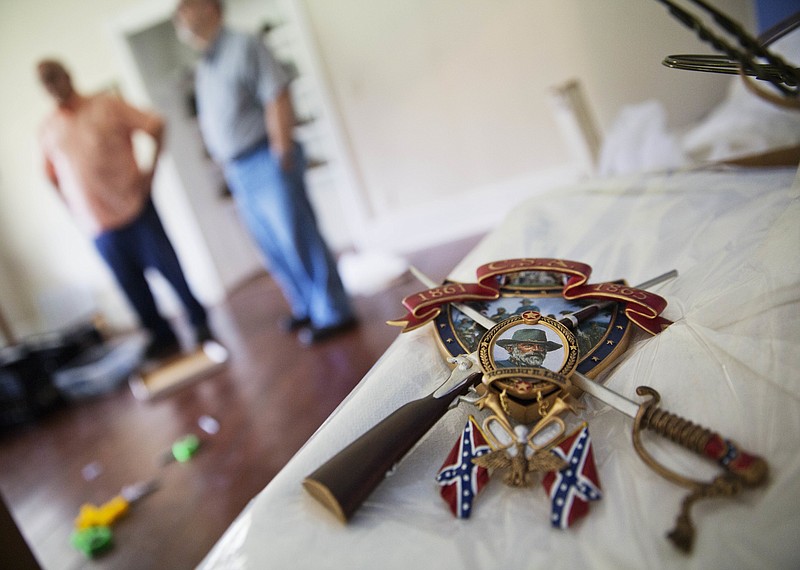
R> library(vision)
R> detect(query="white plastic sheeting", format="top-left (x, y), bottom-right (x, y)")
top-left (200, 165), bottom-right (799, 569)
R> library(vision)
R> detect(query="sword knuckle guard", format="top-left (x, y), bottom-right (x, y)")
top-left (636, 388), bottom-right (769, 488)
top-left (632, 385), bottom-right (770, 553)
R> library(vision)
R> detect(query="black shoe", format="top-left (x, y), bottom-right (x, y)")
top-left (280, 315), bottom-right (311, 333)
top-left (144, 335), bottom-right (182, 362)
top-left (195, 324), bottom-right (216, 345)
top-left (297, 318), bottom-right (357, 346)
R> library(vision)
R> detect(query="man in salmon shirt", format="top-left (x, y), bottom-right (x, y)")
top-left (37, 59), bottom-right (213, 361)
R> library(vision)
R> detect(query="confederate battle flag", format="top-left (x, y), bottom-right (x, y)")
top-left (542, 423), bottom-right (602, 529)
top-left (436, 416), bottom-right (491, 518)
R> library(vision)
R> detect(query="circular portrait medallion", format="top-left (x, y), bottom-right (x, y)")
top-left (479, 312), bottom-right (578, 378)
top-left (477, 311), bottom-right (579, 408)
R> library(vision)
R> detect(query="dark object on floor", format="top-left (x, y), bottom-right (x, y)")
top-left (195, 324), bottom-right (216, 345)
top-left (144, 335), bottom-right (182, 362)
top-left (0, 321), bottom-right (104, 428)
top-left (0, 345), bottom-right (61, 428)
top-left (297, 318), bottom-right (358, 346)
top-left (279, 315), bottom-right (311, 333)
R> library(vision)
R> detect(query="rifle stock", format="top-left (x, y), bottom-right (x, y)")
top-left (303, 372), bottom-right (482, 522)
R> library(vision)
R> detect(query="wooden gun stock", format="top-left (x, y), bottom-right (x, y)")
top-left (303, 372), bottom-right (482, 522)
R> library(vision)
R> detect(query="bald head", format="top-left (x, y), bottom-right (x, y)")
top-left (37, 59), bottom-right (76, 105)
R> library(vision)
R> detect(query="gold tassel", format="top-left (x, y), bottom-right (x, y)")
top-left (667, 475), bottom-right (742, 553)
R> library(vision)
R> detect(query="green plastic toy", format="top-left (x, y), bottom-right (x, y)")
top-left (71, 525), bottom-right (113, 557)
top-left (172, 434), bottom-right (201, 462)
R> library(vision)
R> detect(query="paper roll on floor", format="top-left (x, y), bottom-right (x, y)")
top-left (129, 341), bottom-right (228, 401)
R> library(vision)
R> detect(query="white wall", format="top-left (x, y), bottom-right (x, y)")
top-left (303, 0), bottom-right (755, 247)
top-left (0, 0), bottom-right (756, 341)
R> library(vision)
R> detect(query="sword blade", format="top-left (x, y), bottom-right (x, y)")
top-left (570, 372), bottom-right (639, 418)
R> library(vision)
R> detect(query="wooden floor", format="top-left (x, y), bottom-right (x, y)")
top-left (0, 235), bottom-right (483, 570)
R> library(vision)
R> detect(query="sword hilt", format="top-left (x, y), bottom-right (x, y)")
top-left (631, 386), bottom-right (769, 552)
top-left (633, 386), bottom-right (768, 487)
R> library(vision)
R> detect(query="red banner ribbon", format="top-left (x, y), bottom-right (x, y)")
top-left (388, 258), bottom-right (671, 335)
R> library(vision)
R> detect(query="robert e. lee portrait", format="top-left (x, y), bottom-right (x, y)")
top-left (492, 325), bottom-right (566, 371)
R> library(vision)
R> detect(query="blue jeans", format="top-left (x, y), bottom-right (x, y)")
top-left (94, 200), bottom-right (208, 342)
top-left (224, 142), bottom-right (353, 328)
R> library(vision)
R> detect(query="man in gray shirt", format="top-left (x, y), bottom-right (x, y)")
top-left (174, 0), bottom-right (355, 345)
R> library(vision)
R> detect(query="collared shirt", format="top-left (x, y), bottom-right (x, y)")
top-left (39, 93), bottom-right (160, 235)
top-left (195, 28), bottom-right (289, 163)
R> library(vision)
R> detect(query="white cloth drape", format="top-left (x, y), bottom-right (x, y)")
top-left (201, 165), bottom-right (800, 570)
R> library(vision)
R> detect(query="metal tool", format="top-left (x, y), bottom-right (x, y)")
top-left (655, 0), bottom-right (800, 99)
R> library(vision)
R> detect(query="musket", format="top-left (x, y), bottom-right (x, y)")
top-left (303, 365), bottom-right (483, 523)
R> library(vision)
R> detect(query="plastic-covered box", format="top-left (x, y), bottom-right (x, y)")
top-left (53, 335), bottom-right (145, 399)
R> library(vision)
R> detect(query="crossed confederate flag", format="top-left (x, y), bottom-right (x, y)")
top-left (436, 416), bottom-right (491, 518)
top-left (542, 423), bottom-right (603, 528)
top-left (437, 418), bottom-right (602, 525)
